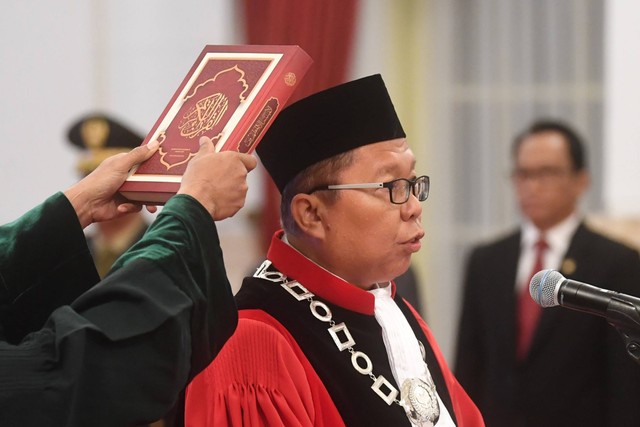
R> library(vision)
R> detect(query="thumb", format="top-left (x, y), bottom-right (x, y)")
top-left (123, 139), bottom-right (160, 167)
top-left (198, 136), bottom-right (216, 155)
top-left (237, 153), bottom-right (258, 172)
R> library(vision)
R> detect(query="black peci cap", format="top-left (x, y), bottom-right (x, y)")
top-left (256, 74), bottom-right (405, 193)
top-left (67, 113), bottom-right (143, 175)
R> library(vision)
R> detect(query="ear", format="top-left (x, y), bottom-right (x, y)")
top-left (291, 193), bottom-right (326, 239)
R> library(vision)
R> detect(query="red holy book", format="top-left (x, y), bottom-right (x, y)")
top-left (119, 44), bottom-right (312, 203)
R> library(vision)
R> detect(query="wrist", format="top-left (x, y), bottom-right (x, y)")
top-left (63, 185), bottom-right (92, 228)
top-left (176, 190), bottom-right (217, 219)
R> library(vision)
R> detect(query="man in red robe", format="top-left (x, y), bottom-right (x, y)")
top-left (185, 75), bottom-right (484, 426)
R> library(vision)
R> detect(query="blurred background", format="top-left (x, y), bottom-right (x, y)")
top-left (1, 0), bottom-right (639, 362)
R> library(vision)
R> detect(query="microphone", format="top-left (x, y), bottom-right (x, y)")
top-left (529, 269), bottom-right (640, 331)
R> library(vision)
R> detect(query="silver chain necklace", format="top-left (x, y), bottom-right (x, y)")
top-left (254, 260), bottom-right (440, 426)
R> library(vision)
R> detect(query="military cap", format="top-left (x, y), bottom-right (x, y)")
top-left (67, 113), bottom-right (143, 175)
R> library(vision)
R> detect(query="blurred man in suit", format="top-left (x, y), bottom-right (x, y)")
top-left (67, 113), bottom-right (148, 278)
top-left (454, 119), bottom-right (640, 426)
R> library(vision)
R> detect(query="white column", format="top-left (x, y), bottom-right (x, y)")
top-left (604, 0), bottom-right (640, 216)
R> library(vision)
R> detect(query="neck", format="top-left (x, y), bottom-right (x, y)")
top-left (286, 233), bottom-right (377, 290)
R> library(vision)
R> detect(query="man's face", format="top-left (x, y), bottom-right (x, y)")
top-left (316, 138), bottom-right (424, 289)
top-left (512, 131), bottom-right (588, 231)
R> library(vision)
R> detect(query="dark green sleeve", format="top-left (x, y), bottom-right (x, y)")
top-left (0, 194), bottom-right (238, 427)
top-left (0, 193), bottom-right (99, 342)
top-left (105, 194), bottom-right (238, 376)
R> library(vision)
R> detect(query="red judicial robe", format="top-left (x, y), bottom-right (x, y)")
top-left (186, 231), bottom-right (484, 426)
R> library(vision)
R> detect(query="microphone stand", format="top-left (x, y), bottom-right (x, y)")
top-left (606, 297), bottom-right (640, 365)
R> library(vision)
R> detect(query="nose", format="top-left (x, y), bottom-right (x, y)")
top-left (516, 175), bottom-right (545, 196)
top-left (401, 192), bottom-right (423, 221)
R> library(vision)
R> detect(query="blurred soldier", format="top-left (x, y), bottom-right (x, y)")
top-left (67, 113), bottom-right (148, 278)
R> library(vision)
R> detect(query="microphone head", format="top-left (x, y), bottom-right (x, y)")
top-left (529, 269), bottom-right (565, 307)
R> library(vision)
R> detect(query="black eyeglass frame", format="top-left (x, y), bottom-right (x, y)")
top-left (307, 175), bottom-right (430, 205)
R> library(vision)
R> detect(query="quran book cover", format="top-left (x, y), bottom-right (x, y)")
top-left (119, 44), bottom-right (312, 203)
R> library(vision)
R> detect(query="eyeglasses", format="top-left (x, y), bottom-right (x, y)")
top-left (308, 175), bottom-right (430, 204)
top-left (511, 167), bottom-right (575, 184)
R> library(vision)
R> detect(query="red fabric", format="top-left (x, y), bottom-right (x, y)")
top-left (241, 0), bottom-right (360, 252)
top-left (516, 238), bottom-right (548, 360)
top-left (241, 0), bottom-right (359, 103)
top-left (186, 307), bottom-right (485, 427)
top-left (185, 231), bottom-right (485, 426)
top-left (185, 310), bottom-right (345, 427)
top-left (266, 229), bottom-right (377, 315)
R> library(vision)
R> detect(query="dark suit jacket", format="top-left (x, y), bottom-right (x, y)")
top-left (454, 222), bottom-right (640, 427)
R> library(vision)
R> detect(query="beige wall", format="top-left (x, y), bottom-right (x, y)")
top-left (587, 216), bottom-right (640, 252)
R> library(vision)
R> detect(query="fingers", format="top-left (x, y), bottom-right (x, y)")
top-left (118, 140), bottom-right (160, 171)
top-left (198, 136), bottom-right (216, 155)
top-left (237, 152), bottom-right (258, 172)
top-left (197, 136), bottom-right (255, 172)
top-left (117, 203), bottom-right (143, 214)
top-left (137, 139), bottom-right (160, 159)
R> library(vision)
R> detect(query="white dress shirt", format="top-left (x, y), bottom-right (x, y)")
top-left (516, 213), bottom-right (581, 293)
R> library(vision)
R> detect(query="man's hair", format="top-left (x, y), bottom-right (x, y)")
top-left (512, 119), bottom-right (587, 171)
top-left (280, 150), bottom-right (355, 236)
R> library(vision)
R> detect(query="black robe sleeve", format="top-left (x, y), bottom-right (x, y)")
top-left (0, 193), bottom-right (238, 427)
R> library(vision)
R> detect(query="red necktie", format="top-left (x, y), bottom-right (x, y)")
top-left (516, 237), bottom-right (548, 360)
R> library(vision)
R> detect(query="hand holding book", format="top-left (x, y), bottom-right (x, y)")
top-left (119, 45), bottom-right (312, 204)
